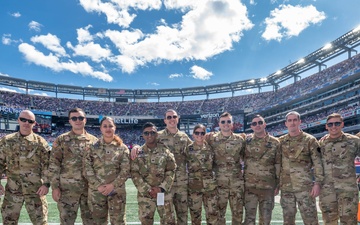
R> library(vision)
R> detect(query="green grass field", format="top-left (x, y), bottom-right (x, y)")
top-left (0, 179), bottom-right (324, 224)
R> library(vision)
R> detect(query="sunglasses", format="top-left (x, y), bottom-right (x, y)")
top-left (70, 116), bottom-right (85, 122)
top-left (143, 131), bottom-right (157, 136)
top-left (194, 131), bottom-right (206, 136)
top-left (19, 117), bottom-right (35, 124)
top-left (166, 115), bottom-right (178, 120)
top-left (326, 122), bottom-right (341, 127)
top-left (220, 120), bottom-right (232, 124)
top-left (251, 121), bottom-right (264, 126)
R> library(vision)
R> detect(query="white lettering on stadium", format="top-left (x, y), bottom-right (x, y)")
top-left (200, 113), bottom-right (219, 119)
top-left (114, 118), bottom-right (139, 124)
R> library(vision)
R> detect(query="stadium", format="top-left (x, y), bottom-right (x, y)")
top-left (1, 26), bottom-right (360, 144)
top-left (1, 25), bottom-right (360, 224)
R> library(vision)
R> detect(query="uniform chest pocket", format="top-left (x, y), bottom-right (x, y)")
top-left (225, 142), bottom-right (240, 156)
top-left (150, 155), bottom-right (166, 166)
top-left (148, 155), bottom-right (166, 174)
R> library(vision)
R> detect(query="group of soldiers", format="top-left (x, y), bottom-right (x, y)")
top-left (0, 107), bottom-right (359, 225)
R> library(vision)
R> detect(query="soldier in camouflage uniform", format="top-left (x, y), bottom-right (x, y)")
top-left (131, 122), bottom-right (177, 225)
top-left (85, 116), bottom-right (130, 225)
top-left (318, 113), bottom-right (360, 225)
top-left (206, 112), bottom-right (245, 225)
top-left (0, 110), bottom-right (51, 224)
top-left (186, 124), bottom-right (218, 225)
top-left (279, 111), bottom-right (324, 225)
top-left (48, 108), bottom-right (98, 225)
top-left (131, 109), bottom-right (191, 225)
top-left (244, 115), bottom-right (281, 225)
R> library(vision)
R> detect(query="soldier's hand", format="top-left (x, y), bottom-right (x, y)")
top-left (101, 184), bottom-right (115, 196)
top-left (204, 132), bottom-right (213, 142)
top-left (310, 183), bottom-right (321, 198)
top-left (52, 188), bottom-right (61, 202)
top-left (36, 185), bottom-right (49, 196)
top-left (0, 184), bottom-right (4, 195)
top-left (130, 145), bottom-right (140, 160)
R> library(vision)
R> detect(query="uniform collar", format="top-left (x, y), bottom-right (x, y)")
top-left (17, 131), bottom-right (36, 141)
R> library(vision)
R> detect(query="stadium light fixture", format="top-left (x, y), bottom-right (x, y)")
top-left (260, 77), bottom-right (267, 82)
top-left (275, 70), bottom-right (282, 75)
top-left (353, 25), bottom-right (360, 33)
top-left (249, 79), bottom-right (255, 83)
top-left (297, 58), bottom-right (305, 64)
top-left (323, 43), bottom-right (332, 50)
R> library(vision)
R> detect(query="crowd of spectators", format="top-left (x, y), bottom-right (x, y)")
top-left (1, 53), bottom-right (360, 146)
top-left (1, 52), bottom-right (359, 116)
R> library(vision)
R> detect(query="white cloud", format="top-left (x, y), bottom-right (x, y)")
top-left (18, 43), bottom-right (113, 82)
top-left (190, 65), bottom-right (213, 80)
top-left (249, 0), bottom-right (256, 5)
top-left (262, 4), bottom-right (326, 41)
top-left (16, 0), bottom-right (254, 80)
top-left (31, 33), bottom-right (67, 56)
top-left (147, 82), bottom-right (160, 86)
top-left (0, 87), bottom-right (17, 92)
top-left (77, 25), bottom-right (94, 43)
top-left (79, 0), bottom-right (162, 28)
top-left (169, 73), bottom-right (183, 79)
top-left (28, 21), bottom-right (43, 32)
top-left (106, 0), bottom-right (253, 73)
top-left (2, 34), bottom-right (22, 45)
top-left (2, 34), bottom-right (12, 45)
top-left (65, 26), bottom-right (112, 63)
top-left (67, 41), bottom-right (112, 63)
top-left (11, 12), bottom-right (21, 18)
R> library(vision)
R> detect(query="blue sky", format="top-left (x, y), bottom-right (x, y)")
top-left (0, 0), bottom-right (359, 98)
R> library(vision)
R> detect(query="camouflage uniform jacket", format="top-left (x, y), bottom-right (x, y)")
top-left (207, 132), bottom-right (245, 181)
top-left (244, 133), bottom-right (281, 190)
top-left (157, 128), bottom-right (191, 187)
top-left (131, 143), bottom-right (176, 197)
top-left (0, 132), bottom-right (51, 195)
top-left (48, 130), bottom-right (97, 193)
top-left (279, 131), bottom-right (324, 192)
top-left (319, 132), bottom-right (360, 192)
top-left (185, 141), bottom-right (216, 192)
top-left (85, 138), bottom-right (130, 193)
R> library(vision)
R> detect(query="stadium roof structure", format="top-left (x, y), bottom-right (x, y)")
top-left (1, 26), bottom-right (360, 101)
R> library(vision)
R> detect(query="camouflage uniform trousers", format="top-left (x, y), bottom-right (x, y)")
top-left (280, 191), bottom-right (319, 225)
top-left (217, 177), bottom-right (244, 225)
top-left (1, 190), bottom-right (48, 225)
top-left (57, 188), bottom-right (92, 225)
top-left (319, 187), bottom-right (358, 225)
top-left (188, 189), bottom-right (218, 225)
top-left (137, 194), bottom-right (175, 225)
top-left (171, 184), bottom-right (188, 225)
top-left (88, 189), bottom-right (126, 225)
top-left (244, 188), bottom-right (274, 225)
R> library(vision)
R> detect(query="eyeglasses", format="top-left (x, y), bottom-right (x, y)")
top-left (194, 131), bottom-right (206, 136)
top-left (70, 116), bottom-right (85, 122)
top-left (220, 120), bottom-right (232, 124)
top-left (143, 131), bottom-right (157, 136)
top-left (166, 115), bottom-right (178, 120)
top-left (251, 121), bottom-right (264, 126)
top-left (326, 122), bottom-right (341, 127)
top-left (19, 117), bottom-right (35, 124)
